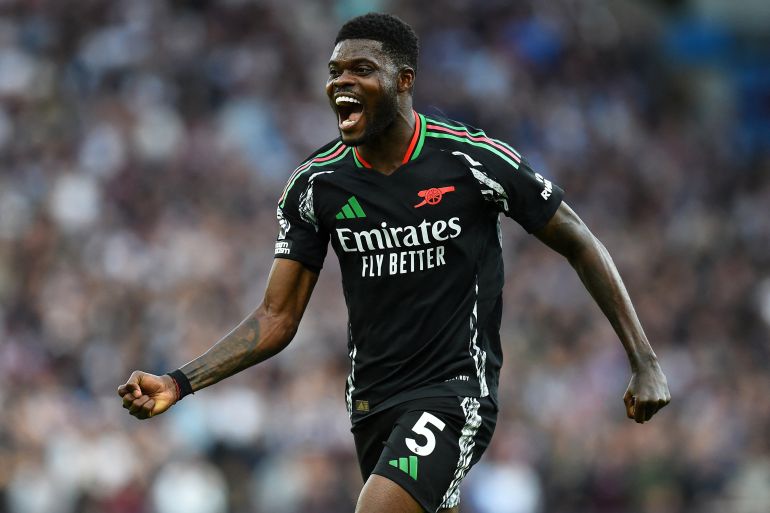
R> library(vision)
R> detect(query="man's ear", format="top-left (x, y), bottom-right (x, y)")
top-left (397, 67), bottom-right (415, 93)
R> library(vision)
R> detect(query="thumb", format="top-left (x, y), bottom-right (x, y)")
top-left (623, 390), bottom-right (635, 420)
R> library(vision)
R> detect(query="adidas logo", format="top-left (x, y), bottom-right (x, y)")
top-left (389, 456), bottom-right (418, 480)
top-left (336, 196), bottom-right (367, 220)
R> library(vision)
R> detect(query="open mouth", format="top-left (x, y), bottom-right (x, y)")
top-left (335, 95), bottom-right (364, 131)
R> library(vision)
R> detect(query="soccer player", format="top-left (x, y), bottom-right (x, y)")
top-left (119, 13), bottom-right (670, 513)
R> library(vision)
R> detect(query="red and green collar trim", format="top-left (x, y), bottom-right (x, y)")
top-left (353, 110), bottom-right (427, 169)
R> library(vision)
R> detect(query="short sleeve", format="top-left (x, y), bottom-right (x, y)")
top-left (454, 135), bottom-right (563, 233)
top-left (275, 174), bottom-right (329, 271)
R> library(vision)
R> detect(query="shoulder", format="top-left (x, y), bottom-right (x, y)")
top-left (291, 138), bottom-right (351, 178)
top-left (421, 114), bottom-right (523, 170)
top-left (278, 138), bottom-right (351, 206)
top-left (298, 138), bottom-right (348, 165)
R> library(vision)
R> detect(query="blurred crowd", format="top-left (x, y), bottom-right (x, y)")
top-left (1, 1), bottom-right (769, 512)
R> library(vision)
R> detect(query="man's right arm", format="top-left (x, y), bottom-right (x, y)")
top-left (118, 258), bottom-right (319, 419)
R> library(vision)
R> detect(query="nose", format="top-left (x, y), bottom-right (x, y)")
top-left (332, 70), bottom-right (355, 89)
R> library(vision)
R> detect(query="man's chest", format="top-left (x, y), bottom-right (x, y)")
top-left (314, 154), bottom-right (493, 279)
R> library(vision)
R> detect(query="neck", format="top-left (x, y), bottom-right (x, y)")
top-left (356, 103), bottom-right (415, 175)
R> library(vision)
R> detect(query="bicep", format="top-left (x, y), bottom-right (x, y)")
top-left (262, 258), bottom-right (320, 325)
top-left (533, 202), bottom-right (596, 259)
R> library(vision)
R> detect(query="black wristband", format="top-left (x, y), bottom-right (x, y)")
top-left (168, 369), bottom-right (194, 400)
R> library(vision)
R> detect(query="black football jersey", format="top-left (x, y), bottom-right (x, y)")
top-left (275, 112), bottom-right (563, 424)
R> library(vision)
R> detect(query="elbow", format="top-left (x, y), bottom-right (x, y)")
top-left (565, 222), bottom-right (601, 264)
top-left (254, 307), bottom-right (300, 356)
top-left (274, 316), bottom-right (300, 348)
top-left (566, 228), bottom-right (614, 274)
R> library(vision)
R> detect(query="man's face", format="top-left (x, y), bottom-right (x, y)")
top-left (326, 39), bottom-right (400, 146)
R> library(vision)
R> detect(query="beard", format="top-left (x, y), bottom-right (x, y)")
top-left (343, 86), bottom-right (399, 147)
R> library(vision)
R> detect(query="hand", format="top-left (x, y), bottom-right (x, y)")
top-left (623, 361), bottom-right (671, 424)
top-left (118, 371), bottom-right (178, 420)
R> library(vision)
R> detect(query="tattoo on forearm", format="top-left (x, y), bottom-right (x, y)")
top-left (180, 316), bottom-right (262, 391)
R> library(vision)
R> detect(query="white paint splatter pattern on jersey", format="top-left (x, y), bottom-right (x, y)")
top-left (470, 279), bottom-right (488, 397)
top-left (439, 397), bottom-right (482, 509)
top-left (345, 337), bottom-right (357, 417)
top-left (298, 170), bottom-right (335, 230)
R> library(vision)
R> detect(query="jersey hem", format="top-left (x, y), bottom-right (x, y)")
top-left (349, 381), bottom-right (484, 426)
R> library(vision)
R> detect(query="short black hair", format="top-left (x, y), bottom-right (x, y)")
top-left (335, 13), bottom-right (419, 70)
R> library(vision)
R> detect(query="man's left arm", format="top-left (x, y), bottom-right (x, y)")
top-left (534, 202), bottom-right (671, 423)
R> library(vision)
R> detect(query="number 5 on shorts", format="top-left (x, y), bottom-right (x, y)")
top-left (406, 412), bottom-right (446, 456)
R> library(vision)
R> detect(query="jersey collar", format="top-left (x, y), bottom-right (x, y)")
top-left (353, 110), bottom-right (427, 169)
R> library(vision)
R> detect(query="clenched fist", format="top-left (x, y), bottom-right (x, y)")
top-left (623, 361), bottom-right (671, 423)
top-left (118, 371), bottom-right (178, 420)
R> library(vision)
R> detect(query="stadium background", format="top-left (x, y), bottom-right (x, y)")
top-left (1, 0), bottom-right (769, 512)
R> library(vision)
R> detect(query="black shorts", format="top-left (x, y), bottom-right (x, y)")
top-left (352, 395), bottom-right (497, 512)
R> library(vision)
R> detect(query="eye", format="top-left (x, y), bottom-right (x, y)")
top-left (329, 68), bottom-right (341, 78)
top-left (354, 66), bottom-right (373, 75)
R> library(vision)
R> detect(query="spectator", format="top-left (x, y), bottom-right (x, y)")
top-left (1, 1), bottom-right (768, 512)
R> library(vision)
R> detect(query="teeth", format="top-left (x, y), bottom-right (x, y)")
top-left (341, 119), bottom-right (356, 128)
top-left (335, 96), bottom-right (361, 105)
